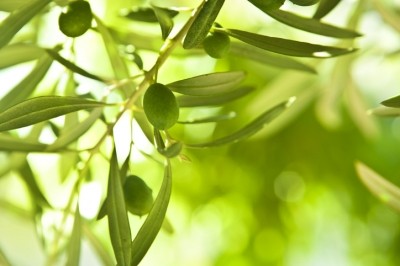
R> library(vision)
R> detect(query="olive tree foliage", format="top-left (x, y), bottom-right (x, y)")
top-left (1, 0), bottom-right (395, 265)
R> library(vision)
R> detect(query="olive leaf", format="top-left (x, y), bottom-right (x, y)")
top-left (82, 224), bottom-right (116, 266)
top-left (185, 97), bottom-right (295, 148)
top-left (0, 44), bottom-right (45, 69)
top-left (356, 161), bottom-right (400, 213)
top-left (265, 9), bottom-right (361, 39)
top-left (368, 106), bottom-right (400, 117)
top-left (0, 0), bottom-right (51, 49)
top-left (107, 149), bottom-right (132, 266)
top-left (381, 95), bottom-right (400, 108)
top-left (178, 112), bottom-right (236, 124)
top-left (153, 6), bottom-right (176, 39)
top-left (220, 28), bottom-right (357, 57)
top-left (183, 0), bottom-right (226, 49)
top-left (45, 49), bottom-right (105, 82)
top-left (66, 204), bottom-right (82, 266)
top-left (131, 160), bottom-right (172, 266)
top-left (168, 71), bottom-right (246, 96)
top-left (122, 7), bottom-right (178, 22)
top-left (0, 96), bottom-right (107, 132)
top-left (313, 0), bottom-right (342, 19)
top-left (0, 54), bottom-right (53, 112)
top-left (0, 248), bottom-right (11, 266)
top-left (0, 0), bottom-right (28, 12)
top-left (177, 86), bottom-right (254, 107)
top-left (19, 161), bottom-right (50, 207)
top-left (0, 134), bottom-right (47, 152)
top-left (229, 42), bottom-right (316, 74)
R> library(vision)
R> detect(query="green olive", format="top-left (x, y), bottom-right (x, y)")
top-left (143, 83), bottom-right (179, 130)
top-left (123, 175), bottom-right (153, 216)
top-left (248, 0), bottom-right (286, 10)
top-left (203, 32), bottom-right (231, 59)
top-left (289, 0), bottom-right (319, 6)
top-left (58, 1), bottom-right (92, 37)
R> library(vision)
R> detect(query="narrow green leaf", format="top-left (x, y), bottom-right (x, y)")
top-left (0, 54), bottom-right (53, 112)
top-left (381, 95), bottom-right (400, 108)
top-left (372, 0), bottom-right (400, 33)
top-left (168, 71), bottom-right (246, 96)
top-left (178, 112), bottom-right (236, 124)
top-left (153, 6), bottom-right (175, 39)
top-left (265, 9), bottom-right (361, 38)
top-left (177, 86), bottom-right (254, 107)
top-left (66, 204), bottom-right (82, 266)
top-left (0, 248), bottom-right (11, 266)
top-left (229, 42), bottom-right (316, 74)
top-left (0, 44), bottom-right (45, 69)
top-left (220, 28), bottom-right (356, 57)
top-left (313, 0), bottom-right (342, 19)
top-left (134, 111), bottom-right (154, 144)
top-left (0, 0), bottom-right (29, 12)
top-left (368, 106), bottom-right (400, 117)
top-left (0, 96), bottom-right (107, 132)
top-left (83, 224), bottom-right (116, 266)
top-left (158, 141), bottom-right (183, 158)
top-left (356, 161), bottom-right (400, 213)
top-left (46, 108), bottom-right (104, 152)
top-left (183, 0), bottom-right (226, 49)
top-left (0, 0), bottom-right (51, 49)
top-left (107, 149), bottom-right (132, 266)
top-left (186, 97), bottom-right (295, 148)
top-left (131, 161), bottom-right (172, 266)
top-left (19, 161), bottom-right (50, 207)
top-left (122, 6), bottom-right (178, 23)
top-left (0, 133), bottom-right (47, 152)
top-left (45, 49), bottom-right (105, 82)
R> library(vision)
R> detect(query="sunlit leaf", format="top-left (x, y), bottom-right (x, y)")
top-left (19, 161), bottom-right (50, 207)
top-left (0, 54), bottom-right (53, 112)
top-left (0, 0), bottom-right (29, 12)
top-left (356, 161), bottom-right (400, 213)
top-left (0, 96), bottom-right (107, 132)
top-left (131, 161), bottom-right (172, 265)
top-left (229, 42), bottom-right (316, 74)
top-left (168, 71), bottom-right (246, 96)
top-left (46, 108), bottom-right (104, 151)
top-left (0, 134), bottom-right (47, 152)
top-left (0, 0), bottom-right (51, 49)
top-left (45, 49), bottom-right (105, 82)
top-left (153, 6), bottom-right (175, 39)
top-left (368, 106), bottom-right (400, 117)
top-left (220, 28), bottom-right (356, 57)
top-left (183, 0), bottom-right (225, 49)
top-left (178, 112), bottom-right (236, 124)
top-left (66, 204), bottom-right (81, 266)
top-left (313, 0), bottom-right (342, 19)
top-left (381, 95), bottom-right (400, 108)
top-left (265, 9), bottom-right (361, 38)
top-left (177, 86), bottom-right (254, 107)
top-left (185, 97), bottom-right (295, 148)
top-left (0, 44), bottom-right (45, 69)
top-left (107, 149), bottom-right (132, 266)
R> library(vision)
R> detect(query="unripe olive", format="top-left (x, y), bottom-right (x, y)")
top-left (203, 32), bottom-right (231, 59)
top-left (248, 0), bottom-right (285, 10)
top-left (289, 0), bottom-right (319, 6)
top-left (123, 175), bottom-right (153, 216)
top-left (58, 1), bottom-right (92, 37)
top-left (143, 83), bottom-right (179, 130)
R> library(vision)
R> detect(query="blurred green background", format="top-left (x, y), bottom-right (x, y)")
top-left (1, 0), bottom-right (400, 265)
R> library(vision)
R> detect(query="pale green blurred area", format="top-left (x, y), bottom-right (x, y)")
top-left (1, 0), bottom-right (400, 265)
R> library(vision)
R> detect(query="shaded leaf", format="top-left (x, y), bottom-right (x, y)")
top-left (168, 71), bottom-right (246, 96)
top-left (0, 0), bottom-right (51, 49)
top-left (158, 141), bottom-right (183, 158)
top-left (131, 161), bottom-right (172, 265)
top-left (153, 6), bottom-right (175, 39)
top-left (107, 149), bottom-right (132, 266)
top-left (265, 9), bottom-right (361, 38)
top-left (66, 204), bottom-right (81, 266)
top-left (0, 54), bottom-right (53, 112)
top-left (45, 49), bottom-right (105, 82)
top-left (122, 7), bottom-right (178, 23)
top-left (220, 28), bottom-right (356, 57)
top-left (178, 112), bottom-right (236, 124)
top-left (177, 86), bottom-right (254, 107)
top-left (185, 97), bottom-right (295, 148)
top-left (0, 96), bottom-right (107, 132)
top-left (381, 95), bottom-right (400, 108)
top-left (0, 44), bottom-right (45, 69)
top-left (313, 0), bottom-right (342, 19)
top-left (46, 108), bottom-right (104, 152)
top-left (183, 0), bottom-right (225, 49)
top-left (368, 106), bottom-right (400, 117)
top-left (356, 161), bottom-right (400, 213)
top-left (229, 42), bottom-right (316, 74)
top-left (19, 161), bottom-right (50, 207)
top-left (0, 0), bottom-right (29, 12)
top-left (0, 134), bottom-right (47, 152)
